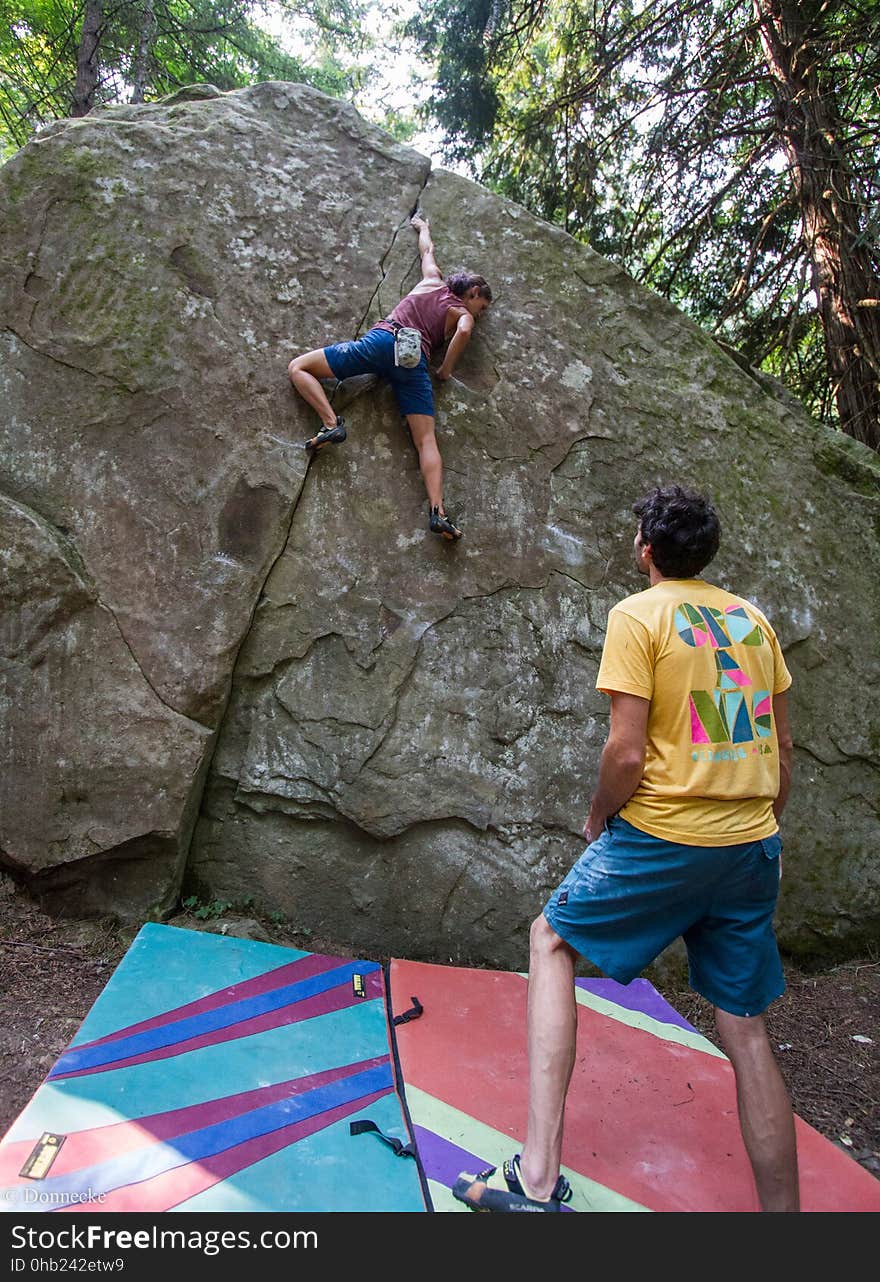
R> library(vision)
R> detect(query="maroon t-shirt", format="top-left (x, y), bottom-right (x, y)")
top-left (376, 284), bottom-right (463, 359)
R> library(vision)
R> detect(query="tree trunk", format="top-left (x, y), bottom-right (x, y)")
top-left (131, 0), bottom-right (157, 104)
top-left (71, 0), bottom-right (104, 118)
top-left (753, 0), bottom-right (880, 450)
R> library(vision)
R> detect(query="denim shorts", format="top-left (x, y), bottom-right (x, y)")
top-left (323, 327), bottom-right (435, 418)
top-left (544, 815), bottom-right (785, 1017)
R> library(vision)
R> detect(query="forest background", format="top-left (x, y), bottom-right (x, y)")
top-left (1, 0), bottom-right (878, 449)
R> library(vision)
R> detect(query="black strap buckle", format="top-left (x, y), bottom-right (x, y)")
top-left (392, 996), bottom-right (423, 1026)
top-left (349, 1118), bottom-right (416, 1158)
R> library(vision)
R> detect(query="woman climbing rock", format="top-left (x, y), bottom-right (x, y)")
top-left (288, 214), bottom-right (492, 541)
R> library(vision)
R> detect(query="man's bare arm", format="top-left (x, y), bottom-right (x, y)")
top-left (583, 692), bottom-right (649, 843)
top-left (772, 690), bottom-right (793, 820)
top-left (411, 214), bottom-right (442, 282)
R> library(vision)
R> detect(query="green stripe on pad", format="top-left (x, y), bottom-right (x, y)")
top-left (571, 984), bottom-right (728, 1059)
top-left (405, 1085), bottom-right (650, 1213)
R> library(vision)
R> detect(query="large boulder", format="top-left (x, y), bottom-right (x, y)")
top-left (1, 82), bottom-right (877, 963)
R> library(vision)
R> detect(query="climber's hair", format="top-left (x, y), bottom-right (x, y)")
top-left (446, 271), bottom-right (492, 302)
top-left (632, 485), bottom-right (720, 578)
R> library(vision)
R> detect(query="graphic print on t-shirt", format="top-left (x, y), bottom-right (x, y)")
top-left (675, 603), bottom-right (771, 747)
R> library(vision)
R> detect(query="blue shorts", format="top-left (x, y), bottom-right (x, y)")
top-left (544, 815), bottom-right (785, 1017)
top-left (323, 327), bottom-right (435, 418)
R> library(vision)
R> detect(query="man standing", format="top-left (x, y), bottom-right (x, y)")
top-left (455, 485), bottom-right (799, 1212)
top-left (288, 214), bottom-right (492, 540)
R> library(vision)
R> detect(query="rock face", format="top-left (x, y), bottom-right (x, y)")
top-left (1, 83), bottom-right (878, 965)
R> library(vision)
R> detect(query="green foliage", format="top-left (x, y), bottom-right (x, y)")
top-left (180, 892), bottom-right (291, 927)
top-left (406, 0), bottom-right (499, 151)
top-left (407, 0), bottom-right (880, 433)
top-left (181, 893), bottom-right (233, 919)
top-left (373, 103), bottom-right (420, 144)
top-left (0, 0), bottom-right (368, 158)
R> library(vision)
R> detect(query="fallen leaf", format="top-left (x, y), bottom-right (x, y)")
top-left (852, 1035), bottom-right (874, 1044)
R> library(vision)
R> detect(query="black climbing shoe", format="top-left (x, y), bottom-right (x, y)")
top-left (453, 1156), bottom-right (573, 1213)
top-left (429, 505), bottom-right (462, 540)
top-left (306, 416), bottom-right (347, 452)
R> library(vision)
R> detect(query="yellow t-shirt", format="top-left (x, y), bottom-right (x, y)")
top-left (596, 579), bottom-right (792, 845)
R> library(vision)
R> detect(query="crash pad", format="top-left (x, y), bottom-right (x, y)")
top-left (388, 959), bottom-right (880, 1213)
top-left (3, 929), bottom-right (877, 1213)
top-left (0, 925), bottom-right (426, 1212)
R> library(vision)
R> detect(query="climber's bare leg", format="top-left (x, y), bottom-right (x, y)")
top-left (288, 350), bottom-right (339, 446)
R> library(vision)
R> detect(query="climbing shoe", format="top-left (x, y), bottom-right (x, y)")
top-left (453, 1155), bottom-right (572, 1213)
top-left (305, 416), bottom-right (346, 452)
top-left (429, 505), bottom-right (462, 540)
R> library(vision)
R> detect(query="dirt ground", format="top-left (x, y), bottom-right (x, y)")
top-left (1, 872), bottom-right (877, 1188)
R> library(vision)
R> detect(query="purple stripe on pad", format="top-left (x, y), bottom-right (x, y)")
top-left (412, 1125), bottom-right (489, 1188)
top-left (82, 953), bottom-right (375, 1047)
top-left (52, 962), bottom-right (372, 1077)
top-left (52, 980), bottom-right (379, 1080)
top-left (575, 977), bottom-right (697, 1032)
top-left (137, 1054), bottom-right (392, 1140)
top-left (3, 1064), bottom-right (396, 1211)
top-left (413, 1127), bottom-right (574, 1211)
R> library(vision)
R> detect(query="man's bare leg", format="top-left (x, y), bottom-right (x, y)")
top-left (288, 350), bottom-right (340, 443)
top-left (516, 914), bottom-right (579, 1198)
top-left (715, 1007), bottom-right (800, 1211)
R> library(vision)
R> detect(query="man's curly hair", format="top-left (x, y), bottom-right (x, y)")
top-left (632, 485), bottom-right (720, 579)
